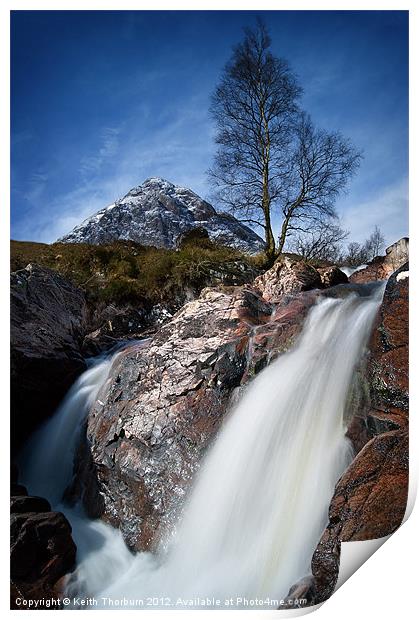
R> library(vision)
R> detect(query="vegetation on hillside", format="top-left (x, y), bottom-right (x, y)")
top-left (10, 238), bottom-right (265, 307)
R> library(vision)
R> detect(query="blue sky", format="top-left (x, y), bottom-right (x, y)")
top-left (11, 10), bottom-right (408, 246)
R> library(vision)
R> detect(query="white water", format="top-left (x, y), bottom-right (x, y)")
top-left (19, 286), bottom-right (383, 610)
top-left (340, 264), bottom-right (368, 277)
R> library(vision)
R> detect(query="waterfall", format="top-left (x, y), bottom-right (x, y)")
top-left (19, 357), bottom-right (113, 506)
top-left (19, 285), bottom-right (383, 609)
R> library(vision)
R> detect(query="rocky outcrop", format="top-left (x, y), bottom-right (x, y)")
top-left (311, 429), bottom-right (408, 603)
top-left (347, 263), bottom-right (409, 451)
top-left (308, 265), bottom-right (408, 604)
top-left (11, 264), bottom-right (88, 451)
top-left (10, 490), bottom-right (76, 608)
top-left (72, 284), bottom-right (319, 550)
top-left (350, 237), bottom-right (409, 284)
top-left (254, 257), bottom-right (322, 302)
top-left (58, 177), bottom-right (265, 254)
top-left (366, 263), bottom-right (409, 432)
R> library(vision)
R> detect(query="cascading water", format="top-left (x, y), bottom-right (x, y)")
top-left (340, 264), bottom-right (368, 277)
top-left (19, 285), bottom-right (384, 610)
top-left (19, 356), bottom-right (113, 506)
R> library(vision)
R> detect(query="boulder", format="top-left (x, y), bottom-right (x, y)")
top-left (317, 265), bottom-right (348, 287)
top-left (254, 257), bottom-right (322, 302)
top-left (10, 490), bottom-right (76, 608)
top-left (311, 429), bottom-right (408, 603)
top-left (71, 284), bottom-right (318, 550)
top-left (11, 264), bottom-right (88, 451)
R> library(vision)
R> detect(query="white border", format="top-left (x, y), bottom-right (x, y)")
top-left (1, 2), bottom-right (417, 619)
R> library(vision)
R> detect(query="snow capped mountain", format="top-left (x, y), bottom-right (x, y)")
top-left (57, 178), bottom-right (265, 254)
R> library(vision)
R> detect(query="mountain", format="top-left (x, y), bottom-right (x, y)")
top-left (58, 177), bottom-right (265, 254)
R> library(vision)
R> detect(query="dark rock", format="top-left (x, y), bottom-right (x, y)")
top-left (309, 264), bottom-right (408, 604)
top-left (282, 575), bottom-right (317, 608)
top-left (317, 265), bottom-right (348, 287)
top-left (11, 495), bottom-right (51, 514)
top-left (10, 509), bottom-right (76, 608)
top-left (11, 264), bottom-right (88, 451)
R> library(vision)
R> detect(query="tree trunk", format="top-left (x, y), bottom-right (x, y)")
top-left (277, 216), bottom-right (290, 256)
top-left (262, 166), bottom-right (275, 263)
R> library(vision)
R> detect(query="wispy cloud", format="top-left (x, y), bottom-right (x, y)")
top-left (79, 126), bottom-right (122, 177)
top-left (22, 171), bottom-right (49, 205)
top-left (340, 177), bottom-right (409, 246)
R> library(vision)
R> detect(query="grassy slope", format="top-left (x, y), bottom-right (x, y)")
top-left (11, 239), bottom-right (265, 308)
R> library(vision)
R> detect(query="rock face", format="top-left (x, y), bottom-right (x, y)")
top-left (72, 284), bottom-right (319, 550)
top-left (58, 177), bottom-right (265, 254)
top-left (350, 237), bottom-right (409, 284)
top-left (309, 265), bottom-right (409, 604)
top-left (11, 264), bottom-right (88, 451)
top-left (311, 430), bottom-right (408, 603)
top-left (10, 490), bottom-right (76, 608)
top-left (366, 263), bottom-right (409, 434)
top-left (254, 257), bottom-right (322, 302)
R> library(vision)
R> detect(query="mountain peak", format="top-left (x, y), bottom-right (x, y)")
top-left (58, 178), bottom-right (265, 254)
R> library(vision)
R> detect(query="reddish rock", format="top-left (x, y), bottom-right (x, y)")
top-left (309, 264), bottom-right (408, 604)
top-left (348, 264), bottom-right (408, 453)
top-left (350, 238), bottom-right (409, 284)
top-left (311, 429), bottom-right (408, 602)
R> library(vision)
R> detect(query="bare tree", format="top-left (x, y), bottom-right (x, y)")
top-left (209, 21), bottom-right (362, 262)
top-left (345, 242), bottom-right (366, 266)
top-left (289, 221), bottom-right (349, 263)
top-left (209, 21), bottom-right (301, 262)
top-left (344, 226), bottom-right (386, 266)
top-left (363, 225), bottom-right (385, 261)
top-left (277, 113), bottom-right (361, 255)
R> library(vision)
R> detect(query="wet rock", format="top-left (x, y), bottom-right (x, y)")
top-left (367, 263), bottom-right (408, 416)
top-left (11, 264), bottom-right (88, 451)
top-left (254, 257), bottom-right (322, 302)
top-left (72, 284), bottom-right (318, 550)
top-left (10, 495), bottom-right (51, 514)
top-left (347, 263), bottom-right (408, 452)
top-left (10, 502), bottom-right (76, 608)
top-left (282, 575), bottom-right (317, 608)
top-left (309, 264), bottom-right (408, 604)
top-left (311, 429), bottom-right (408, 602)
